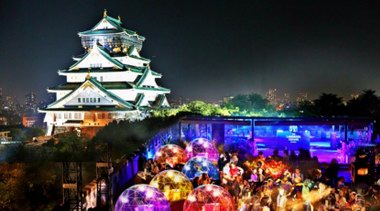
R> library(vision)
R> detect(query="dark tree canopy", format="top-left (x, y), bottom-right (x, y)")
top-left (313, 93), bottom-right (344, 117)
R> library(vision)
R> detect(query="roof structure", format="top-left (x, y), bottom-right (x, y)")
top-left (78, 10), bottom-right (145, 40)
top-left (48, 82), bottom-right (134, 91)
top-left (126, 47), bottom-right (151, 62)
top-left (134, 93), bottom-right (150, 107)
top-left (69, 42), bottom-right (124, 70)
top-left (134, 67), bottom-right (162, 87)
top-left (46, 76), bottom-right (134, 110)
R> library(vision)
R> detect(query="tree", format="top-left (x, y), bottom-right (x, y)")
top-left (313, 93), bottom-right (344, 117)
top-left (52, 132), bottom-right (90, 162)
top-left (347, 89), bottom-right (380, 117)
top-left (222, 93), bottom-right (276, 116)
top-left (296, 100), bottom-right (317, 117)
top-left (152, 100), bottom-right (231, 117)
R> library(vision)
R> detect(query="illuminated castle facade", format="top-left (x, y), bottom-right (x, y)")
top-left (40, 10), bottom-right (170, 136)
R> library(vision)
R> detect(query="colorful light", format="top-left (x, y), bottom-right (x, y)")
top-left (183, 184), bottom-right (234, 211)
top-left (264, 160), bottom-right (288, 179)
top-left (114, 184), bottom-right (170, 211)
top-left (154, 144), bottom-right (188, 168)
top-left (185, 138), bottom-right (219, 163)
top-left (182, 156), bottom-right (220, 180)
top-left (149, 170), bottom-right (193, 202)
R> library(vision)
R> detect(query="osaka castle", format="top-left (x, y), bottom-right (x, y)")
top-left (39, 10), bottom-right (170, 136)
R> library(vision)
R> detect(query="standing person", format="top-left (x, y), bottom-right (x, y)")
top-left (283, 150), bottom-right (290, 164)
top-left (229, 176), bottom-right (241, 204)
top-left (230, 152), bottom-right (239, 164)
top-left (272, 149), bottom-right (283, 161)
top-left (289, 151), bottom-right (297, 167)
top-left (276, 188), bottom-right (287, 211)
top-left (218, 152), bottom-right (230, 171)
top-left (241, 179), bottom-right (251, 197)
top-left (326, 158), bottom-right (339, 187)
top-left (260, 196), bottom-right (271, 211)
top-left (230, 163), bottom-right (240, 178)
top-left (291, 168), bottom-right (304, 184)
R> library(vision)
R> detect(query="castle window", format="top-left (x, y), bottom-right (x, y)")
top-left (78, 98), bottom-right (81, 103)
top-left (90, 63), bottom-right (102, 68)
top-left (74, 113), bottom-right (81, 119)
top-left (98, 98), bottom-right (101, 103)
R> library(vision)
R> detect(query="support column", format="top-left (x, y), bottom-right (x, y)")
top-left (62, 162), bottom-right (82, 210)
top-left (96, 143), bottom-right (112, 209)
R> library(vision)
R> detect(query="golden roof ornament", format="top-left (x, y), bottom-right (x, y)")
top-left (118, 15), bottom-right (121, 21)
top-left (86, 71), bottom-right (91, 80)
top-left (103, 9), bottom-right (107, 18)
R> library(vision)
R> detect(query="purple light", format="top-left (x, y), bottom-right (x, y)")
top-left (114, 184), bottom-right (170, 211)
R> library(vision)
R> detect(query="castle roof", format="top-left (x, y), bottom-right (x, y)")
top-left (45, 76), bottom-right (135, 110)
top-left (78, 10), bottom-right (145, 41)
top-left (69, 42), bottom-right (124, 70)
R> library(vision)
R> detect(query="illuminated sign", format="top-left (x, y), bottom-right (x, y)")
top-left (286, 134), bottom-right (301, 142)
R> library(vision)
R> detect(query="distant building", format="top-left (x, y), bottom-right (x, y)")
top-left (169, 96), bottom-right (191, 107)
top-left (0, 115), bottom-right (8, 126)
top-left (22, 114), bottom-right (42, 128)
top-left (25, 92), bottom-right (38, 114)
top-left (39, 10), bottom-right (170, 136)
top-left (296, 92), bottom-right (309, 104)
top-left (0, 130), bottom-right (11, 143)
top-left (266, 88), bottom-right (277, 106)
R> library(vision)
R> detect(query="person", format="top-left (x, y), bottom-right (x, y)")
top-left (257, 151), bottom-right (265, 161)
top-left (218, 152), bottom-right (230, 171)
top-left (337, 189), bottom-right (348, 208)
top-left (326, 159), bottom-right (339, 187)
top-left (291, 168), bottom-right (304, 184)
top-left (197, 173), bottom-right (211, 186)
top-left (272, 149), bottom-right (283, 161)
top-left (144, 159), bottom-right (153, 174)
top-left (230, 152), bottom-right (239, 164)
top-left (230, 163), bottom-right (239, 178)
top-left (241, 179), bottom-right (251, 197)
top-left (283, 150), bottom-right (289, 164)
top-left (151, 164), bottom-right (160, 175)
top-left (230, 176), bottom-right (241, 203)
top-left (260, 196), bottom-right (271, 211)
top-left (250, 168), bottom-right (258, 183)
top-left (289, 150), bottom-right (297, 167)
top-left (192, 176), bottom-right (199, 188)
top-left (276, 188), bottom-right (287, 211)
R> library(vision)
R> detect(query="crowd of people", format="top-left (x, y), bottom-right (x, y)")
top-left (139, 148), bottom-right (380, 211)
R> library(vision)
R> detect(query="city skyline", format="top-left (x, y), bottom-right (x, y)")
top-left (1, 1), bottom-right (380, 102)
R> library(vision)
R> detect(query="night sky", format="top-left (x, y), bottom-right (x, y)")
top-left (1, 0), bottom-right (380, 102)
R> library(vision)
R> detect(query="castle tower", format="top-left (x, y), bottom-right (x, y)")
top-left (39, 10), bottom-right (170, 136)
